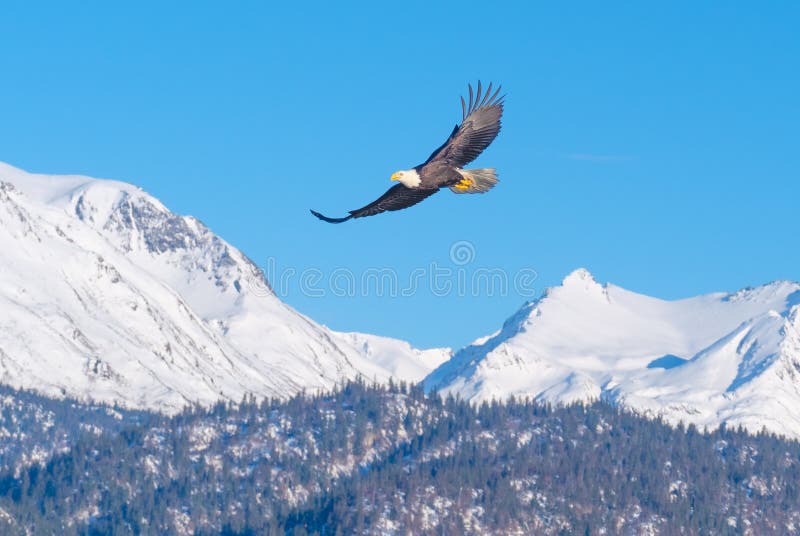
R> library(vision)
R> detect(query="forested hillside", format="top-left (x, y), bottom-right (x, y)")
top-left (0, 382), bottom-right (798, 535)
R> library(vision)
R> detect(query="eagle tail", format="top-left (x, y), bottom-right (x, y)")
top-left (310, 209), bottom-right (353, 224)
top-left (450, 168), bottom-right (499, 194)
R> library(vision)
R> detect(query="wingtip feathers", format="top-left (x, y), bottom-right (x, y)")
top-left (310, 209), bottom-right (352, 224)
top-left (463, 81), bottom-right (503, 119)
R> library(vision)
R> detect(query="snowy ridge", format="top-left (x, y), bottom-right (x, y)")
top-left (0, 162), bottom-right (449, 413)
top-left (425, 269), bottom-right (800, 438)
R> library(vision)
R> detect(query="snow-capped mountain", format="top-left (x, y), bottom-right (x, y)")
top-left (425, 269), bottom-right (800, 438)
top-left (4, 160), bottom-right (800, 439)
top-left (0, 162), bottom-right (449, 412)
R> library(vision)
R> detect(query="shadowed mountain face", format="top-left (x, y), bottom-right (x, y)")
top-left (0, 162), bottom-right (450, 413)
top-left (647, 355), bottom-right (688, 370)
top-left (426, 268), bottom-right (800, 438)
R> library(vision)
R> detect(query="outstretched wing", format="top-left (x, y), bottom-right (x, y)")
top-left (423, 81), bottom-right (504, 168)
top-left (311, 184), bottom-right (439, 223)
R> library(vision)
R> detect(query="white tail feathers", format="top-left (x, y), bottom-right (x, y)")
top-left (450, 168), bottom-right (499, 194)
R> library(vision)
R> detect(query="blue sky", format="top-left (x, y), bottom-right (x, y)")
top-left (2, 2), bottom-right (798, 348)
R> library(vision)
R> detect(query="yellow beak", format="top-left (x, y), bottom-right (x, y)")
top-left (391, 172), bottom-right (400, 181)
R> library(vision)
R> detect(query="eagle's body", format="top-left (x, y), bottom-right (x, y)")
top-left (311, 81), bottom-right (504, 223)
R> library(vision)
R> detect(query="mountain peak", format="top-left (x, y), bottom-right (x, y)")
top-left (554, 267), bottom-right (608, 302)
top-left (562, 268), bottom-right (596, 286)
top-left (0, 161), bottom-right (119, 207)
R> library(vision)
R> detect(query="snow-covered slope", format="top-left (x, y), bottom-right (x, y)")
top-left (425, 269), bottom-right (800, 438)
top-left (0, 162), bottom-right (449, 412)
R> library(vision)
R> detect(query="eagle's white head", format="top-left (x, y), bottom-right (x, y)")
top-left (390, 169), bottom-right (421, 188)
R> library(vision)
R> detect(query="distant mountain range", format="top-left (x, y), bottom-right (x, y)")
top-left (2, 161), bottom-right (799, 438)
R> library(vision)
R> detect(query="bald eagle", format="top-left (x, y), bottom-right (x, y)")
top-left (311, 81), bottom-right (504, 223)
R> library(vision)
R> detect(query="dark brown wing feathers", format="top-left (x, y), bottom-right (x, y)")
top-left (311, 184), bottom-right (439, 223)
top-left (424, 81), bottom-right (504, 168)
top-left (349, 184), bottom-right (439, 218)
